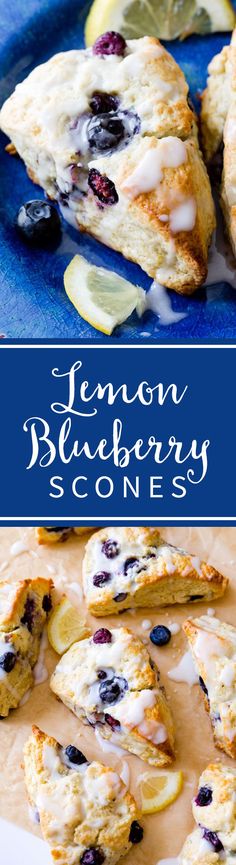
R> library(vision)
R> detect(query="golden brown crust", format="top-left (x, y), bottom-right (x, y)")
top-left (24, 725), bottom-right (141, 865)
top-left (83, 527), bottom-right (228, 617)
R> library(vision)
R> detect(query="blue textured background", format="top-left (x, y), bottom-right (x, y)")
top-left (0, 0), bottom-right (235, 339)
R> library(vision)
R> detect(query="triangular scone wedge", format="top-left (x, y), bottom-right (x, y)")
top-left (50, 626), bottom-right (175, 767)
top-left (183, 615), bottom-right (236, 758)
top-left (201, 29), bottom-right (236, 257)
top-left (0, 36), bottom-right (215, 294)
top-left (82, 527), bottom-right (228, 616)
top-left (24, 725), bottom-right (142, 865)
top-left (0, 577), bottom-right (53, 716)
top-left (180, 762), bottom-right (236, 865)
top-left (36, 527), bottom-right (92, 544)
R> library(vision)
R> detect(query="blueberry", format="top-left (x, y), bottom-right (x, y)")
top-left (87, 113), bottom-right (125, 152)
top-left (195, 786), bottom-right (212, 807)
top-left (105, 713), bottom-right (121, 730)
top-left (46, 527), bottom-right (70, 533)
top-left (93, 628), bottom-right (112, 644)
top-left (150, 625), bottom-right (171, 647)
top-left (93, 571), bottom-right (111, 587)
top-left (114, 593), bottom-right (128, 603)
top-left (65, 745), bottom-right (87, 765)
top-left (123, 557), bottom-right (139, 575)
top-left (199, 676), bottom-right (208, 696)
top-left (99, 675), bottom-right (128, 704)
top-left (42, 594), bottom-right (52, 613)
top-left (189, 595), bottom-right (204, 601)
top-left (16, 200), bottom-right (61, 247)
top-left (21, 597), bottom-right (35, 632)
top-left (101, 539), bottom-right (119, 559)
top-left (88, 169), bottom-right (118, 205)
top-left (80, 848), bottom-right (105, 865)
top-left (0, 652), bottom-right (16, 673)
top-left (92, 31), bottom-right (126, 56)
top-left (97, 670), bottom-right (107, 680)
top-left (129, 821), bottom-right (143, 844)
top-left (90, 92), bottom-right (120, 115)
top-left (202, 830), bottom-right (223, 852)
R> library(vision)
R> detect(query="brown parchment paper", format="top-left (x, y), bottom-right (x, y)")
top-left (1, 526), bottom-right (236, 863)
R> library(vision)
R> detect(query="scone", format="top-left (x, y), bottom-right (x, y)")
top-left (201, 29), bottom-right (236, 256)
top-left (183, 615), bottom-right (236, 758)
top-left (36, 527), bottom-right (91, 544)
top-left (0, 577), bottom-right (53, 717)
top-left (180, 762), bottom-right (236, 865)
top-left (50, 625), bottom-right (175, 767)
top-left (24, 725), bottom-right (142, 865)
top-left (0, 34), bottom-right (215, 294)
top-left (82, 527), bottom-right (228, 616)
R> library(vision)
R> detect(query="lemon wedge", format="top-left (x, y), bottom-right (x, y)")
top-left (139, 770), bottom-right (183, 814)
top-left (47, 596), bottom-right (91, 654)
top-left (64, 254), bottom-right (145, 335)
top-left (85, 0), bottom-right (235, 44)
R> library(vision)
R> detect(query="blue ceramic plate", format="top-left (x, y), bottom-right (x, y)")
top-left (0, 0), bottom-right (235, 340)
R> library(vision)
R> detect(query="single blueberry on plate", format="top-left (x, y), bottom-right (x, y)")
top-left (102, 539), bottom-right (119, 559)
top-left (90, 92), bottom-right (120, 115)
top-left (199, 676), bottom-right (208, 696)
top-left (42, 594), bottom-right (52, 613)
top-left (93, 628), bottom-right (112, 644)
top-left (99, 675), bottom-right (128, 704)
top-left (202, 830), bottom-right (223, 852)
top-left (195, 786), bottom-right (212, 807)
top-left (105, 713), bottom-right (121, 730)
top-left (0, 652), bottom-right (16, 673)
top-left (65, 745), bottom-right (87, 765)
top-left (16, 200), bottom-right (61, 247)
top-left (80, 847), bottom-right (105, 865)
top-left (114, 593), bottom-right (128, 603)
top-left (150, 625), bottom-right (171, 646)
top-left (88, 169), bottom-right (118, 205)
top-left (129, 821), bottom-right (144, 844)
top-left (93, 571), bottom-right (111, 587)
top-left (92, 31), bottom-right (126, 56)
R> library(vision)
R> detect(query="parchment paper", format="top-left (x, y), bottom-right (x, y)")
top-left (0, 526), bottom-right (236, 863)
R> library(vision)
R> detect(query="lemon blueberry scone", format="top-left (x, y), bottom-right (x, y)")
top-left (36, 527), bottom-right (91, 544)
top-left (180, 762), bottom-right (236, 865)
top-left (0, 577), bottom-right (53, 717)
top-left (82, 527), bottom-right (228, 616)
top-left (0, 33), bottom-right (215, 294)
top-left (183, 615), bottom-right (236, 759)
top-left (50, 625), bottom-right (175, 767)
top-left (24, 725), bottom-right (143, 865)
top-left (201, 29), bottom-right (236, 257)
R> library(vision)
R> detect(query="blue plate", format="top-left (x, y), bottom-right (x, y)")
top-left (0, 0), bottom-right (235, 340)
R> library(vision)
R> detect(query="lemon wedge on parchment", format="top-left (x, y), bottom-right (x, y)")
top-left (47, 596), bottom-right (91, 654)
top-left (139, 769), bottom-right (183, 814)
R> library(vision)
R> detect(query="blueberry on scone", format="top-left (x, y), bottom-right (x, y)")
top-left (50, 625), bottom-right (175, 767)
top-left (0, 577), bottom-right (53, 716)
top-left (183, 615), bottom-right (236, 758)
top-left (180, 762), bottom-right (236, 865)
top-left (0, 35), bottom-right (215, 294)
top-left (36, 527), bottom-right (91, 544)
top-left (82, 527), bottom-right (227, 617)
top-left (24, 725), bottom-right (143, 865)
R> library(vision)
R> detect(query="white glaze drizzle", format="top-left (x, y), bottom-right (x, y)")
top-left (168, 651), bottom-right (198, 686)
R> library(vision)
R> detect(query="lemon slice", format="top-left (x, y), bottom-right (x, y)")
top-left (139, 770), bottom-right (183, 814)
top-left (85, 0), bottom-right (235, 44)
top-left (47, 596), bottom-right (91, 654)
top-left (64, 254), bottom-right (145, 335)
